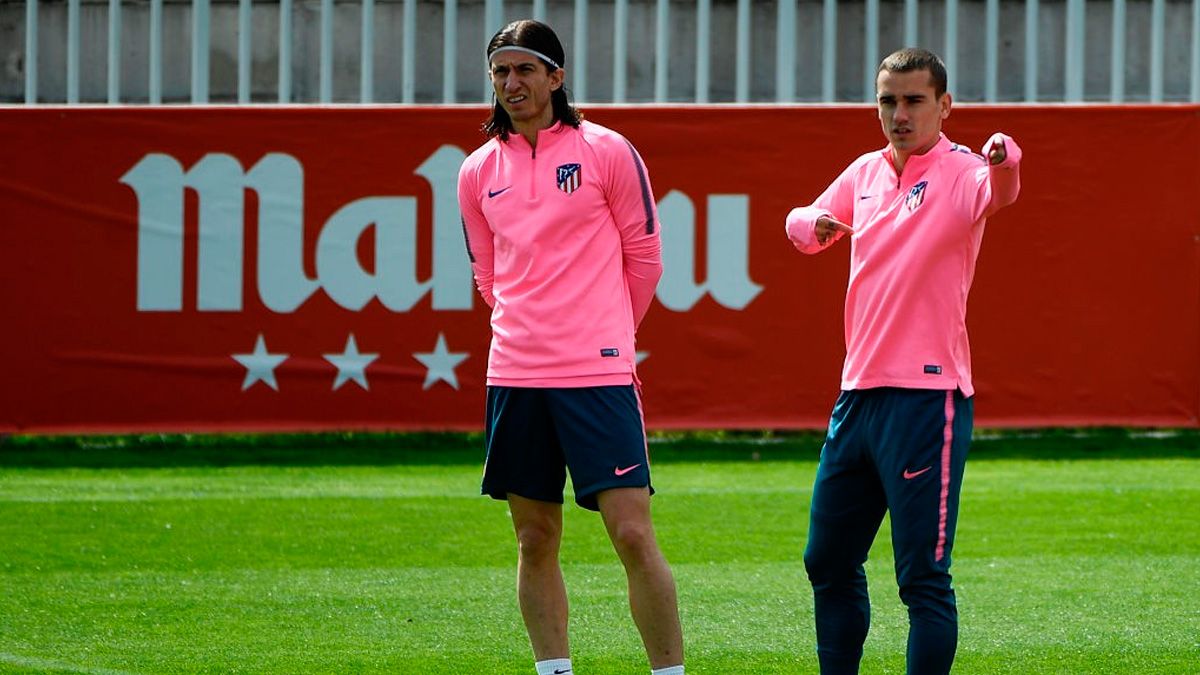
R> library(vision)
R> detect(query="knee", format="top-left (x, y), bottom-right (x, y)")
top-left (804, 546), bottom-right (870, 599)
top-left (803, 547), bottom-right (825, 582)
top-left (804, 543), bottom-right (842, 585)
top-left (515, 522), bottom-right (561, 563)
top-left (609, 519), bottom-right (657, 563)
top-left (897, 572), bottom-right (956, 615)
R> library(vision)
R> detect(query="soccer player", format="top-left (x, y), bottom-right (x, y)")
top-left (457, 19), bottom-right (684, 675)
top-left (785, 48), bottom-right (1022, 674)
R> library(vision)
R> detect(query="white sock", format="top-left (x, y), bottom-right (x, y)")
top-left (651, 666), bottom-right (684, 675)
top-left (535, 658), bottom-right (573, 675)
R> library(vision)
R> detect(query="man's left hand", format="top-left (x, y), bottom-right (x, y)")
top-left (987, 137), bottom-right (1007, 165)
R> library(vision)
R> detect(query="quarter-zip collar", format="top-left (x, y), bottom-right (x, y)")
top-left (499, 121), bottom-right (570, 200)
top-left (505, 120), bottom-right (567, 158)
top-left (883, 133), bottom-right (951, 189)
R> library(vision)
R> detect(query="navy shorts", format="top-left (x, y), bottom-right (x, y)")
top-left (481, 385), bottom-right (653, 511)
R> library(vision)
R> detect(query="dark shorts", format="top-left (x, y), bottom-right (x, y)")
top-left (481, 385), bottom-right (653, 511)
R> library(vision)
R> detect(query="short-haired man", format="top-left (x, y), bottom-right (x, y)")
top-left (457, 19), bottom-right (684, 675)
top-left (785, 48), bottom-right (1022, 674)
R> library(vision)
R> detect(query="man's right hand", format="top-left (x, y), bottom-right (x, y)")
top-left (815, 216), bottom-right (855, 245)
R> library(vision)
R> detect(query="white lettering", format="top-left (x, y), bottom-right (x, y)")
top-left (123, 146), bottom-right (758, 314)
top-left (415, 145), bottom-right (474, 310)
top-left (657, 190), bottom-right (763, 311)
top-left (253, 154), bottom-right (319, 312)
top-left (317, 196), bottom-right (419, 311)
top-left (121, 152), bottom-right (317, 312)
top-left (121, 154), bottom-right (184, 311)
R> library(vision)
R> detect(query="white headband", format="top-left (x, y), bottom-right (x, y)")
top-left (487, 45), bottom-right (562, 70)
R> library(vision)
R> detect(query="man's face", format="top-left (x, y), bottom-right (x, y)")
top-left (876, 68), bottom-right (951, 156)
top-left (489, 51), bottom-right (563, 128)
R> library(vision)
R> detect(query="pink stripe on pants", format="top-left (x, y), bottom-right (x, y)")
top-left (935, 390), bottom-right (955, 562)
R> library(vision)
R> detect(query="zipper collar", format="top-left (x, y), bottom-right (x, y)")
top-left (882, 133), bottom-right (951, 188)
top-left (504, 120), bottom-right (567, 157)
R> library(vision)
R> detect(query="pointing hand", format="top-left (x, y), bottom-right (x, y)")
top-left (816, 216), bottom-right (855, 245)
top-left (987, 137), bottom-right (1007, 165)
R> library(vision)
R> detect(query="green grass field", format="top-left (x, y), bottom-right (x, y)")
top-left (1, 430), bottom-right (1197, 674)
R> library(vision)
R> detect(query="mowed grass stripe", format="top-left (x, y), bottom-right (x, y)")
top-left (0, 652), bottom-right (138, 675)
top-left (1, 434), bottom-right (1197, 674)
top-left (3, 460), bottom-right (1194, 569)
top-left (2, 454), bottom-right (1197, 501)
top-left (1, 556), bottom-right (1194, 673)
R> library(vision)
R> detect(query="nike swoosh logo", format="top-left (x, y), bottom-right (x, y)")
top-left (487, 186), bottom-right (511, 198)
top-left (903, 466), bottom-right (932, 480)
top-left (614, 464), bottom-right (641, 476)
top-left (859, 195), bottom-right (875, 200)
top-left (553, 670), bottom-right (572, 674)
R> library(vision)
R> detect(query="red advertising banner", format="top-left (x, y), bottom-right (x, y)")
top-left (1, 106), bottom-right (1197, 433)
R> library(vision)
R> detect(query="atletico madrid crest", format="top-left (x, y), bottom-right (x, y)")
top-left (905, 180), bottom-right (928, 211)
top-left (556, 163), bottom-right (582, 195)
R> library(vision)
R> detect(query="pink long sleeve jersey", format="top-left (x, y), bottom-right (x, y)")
top-left (786, 133), bottom-right (1022, 397)
top-left (458, 120), bottom-right (663, 387)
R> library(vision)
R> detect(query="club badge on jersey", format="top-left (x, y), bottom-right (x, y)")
top-left (556, 163), bottom-right (582, 195)
top-left (905, 180), bottom-right (928, 211)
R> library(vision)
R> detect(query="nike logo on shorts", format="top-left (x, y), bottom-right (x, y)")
top-left (903, 466), bottom-right (932, 480)
top-left (553, 670), bottom-right (572, 674)
top-left (614, 463), bottom-right (641, 476)
top-left (487, 186), bottom-right (511, 198)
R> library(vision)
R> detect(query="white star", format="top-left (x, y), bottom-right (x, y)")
top-left (231, 334), bottom-right (288, 391)
top-left (324, 334), bottom-right (379, 391)
top-left (413, 333), bottom-right (469, 390)
top-left (636, 351), bottom-right (650, 364)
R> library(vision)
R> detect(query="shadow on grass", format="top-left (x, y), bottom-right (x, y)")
top-left (0, 428), bottom-right (1196, 469)
top-left (0, 432), bottom-right (488, 468)
top-left (638, 429), bottom-right (1197, 463)
top-left (0, 425), bottom-right (1195, 468)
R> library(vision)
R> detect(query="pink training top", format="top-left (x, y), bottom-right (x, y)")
top-left (786, 132), bottom-right (1022, 397)
top-left (458, 120), bottom-right (663, 387)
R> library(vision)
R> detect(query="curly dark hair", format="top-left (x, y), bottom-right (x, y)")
top-left (483, 20), bottom-right (583, 140)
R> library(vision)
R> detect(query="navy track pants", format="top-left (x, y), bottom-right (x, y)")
top-left (804, 387), bottom-right (973, 675)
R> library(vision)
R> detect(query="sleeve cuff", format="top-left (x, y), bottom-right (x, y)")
top-left (786, 206), bottom-right (834, 252)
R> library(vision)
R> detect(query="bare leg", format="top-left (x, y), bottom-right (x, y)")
top-left (508, 494), bottom-right (569, 661)
top-left (596, 487), bottom-right (684, 669)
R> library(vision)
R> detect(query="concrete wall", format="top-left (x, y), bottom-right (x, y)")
top-left (1, 0), bottom-right (1197, 104)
